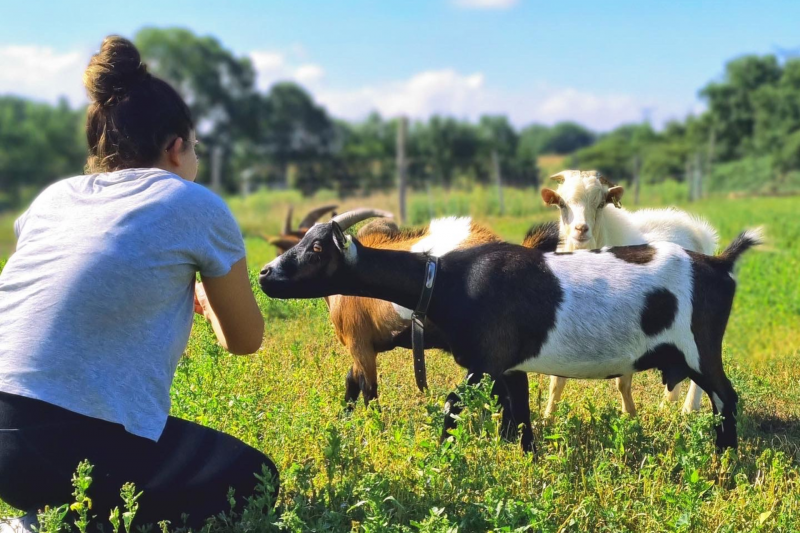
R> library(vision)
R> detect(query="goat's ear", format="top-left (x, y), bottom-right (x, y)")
top-left (606, 186), bottom-right (624, 208)
top-left (541, 188), bottom-right (562, 207)
top-left (331, 222), bottom-right (347, 252)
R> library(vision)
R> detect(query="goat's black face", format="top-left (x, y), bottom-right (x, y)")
top-left (259, 222), bottom-right (349, 299)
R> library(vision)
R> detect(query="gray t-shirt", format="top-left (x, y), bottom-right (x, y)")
top-left (0, 169), bottom-right (246, 441)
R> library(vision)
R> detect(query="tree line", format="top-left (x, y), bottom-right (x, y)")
top-left (570, 54), bottom-right (800, 195)
top-left (2, 27), bottom-right (799, 209)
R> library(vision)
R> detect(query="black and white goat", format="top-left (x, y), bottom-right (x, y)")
top-left (259, 221), bottom-right (760, 451)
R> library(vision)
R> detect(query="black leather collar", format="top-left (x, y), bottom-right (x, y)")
top-left (411, 256), bottom-right (439, 392)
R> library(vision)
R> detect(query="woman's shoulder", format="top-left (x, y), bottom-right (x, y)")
top-left (134, 172), bottom-right (237, 232)
top-left (105, 169), bottom-right (229, 212)
top-left (162, 175), bottom-right (231, 217)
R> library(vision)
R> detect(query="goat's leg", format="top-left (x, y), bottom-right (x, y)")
top-left (440, 371), bottom-right (483, 444)
top-left (682, 381), bottom-right (704, 413)
top-left (703, 374), bottom-right (738, 450)
top-left (346, 343), bottom-right (380, 408)
top-left (616, 374), bottom-right (637, 416)
top-left (504, 371), bottom-right (535, 453)
top-left (359, 350), bottom-right (379, 407)
top-left (344, 366), bottom-right (362, 407)
top-left (661, 379), bottom-right (705, 411)
top-left (689, 343), bottom-right (738, 450)
top-left (663, 382), bottom-right (683, 403)
top-left (479, 375), bottom-right (520, 443)
top-left (489, 377), bottom-right (515, 441)
top-left (544, 376), bottom-right (567, 418)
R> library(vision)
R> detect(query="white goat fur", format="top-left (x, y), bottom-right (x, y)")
top-left (393, 217), bottom-right (474, 320)
top-left (512, 241), bottom-right (700, 378)
top-left (544, 170), bottom-right (719, 415)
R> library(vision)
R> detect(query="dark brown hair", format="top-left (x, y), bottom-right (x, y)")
top-left (83, 36), bottom-right (194, 173)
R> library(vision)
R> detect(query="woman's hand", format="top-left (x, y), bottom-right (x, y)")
top-left (194, 281), bottom-right (209, 318)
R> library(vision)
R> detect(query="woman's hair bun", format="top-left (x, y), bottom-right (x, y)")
top-left (83, 36), bottom-right (150, 106)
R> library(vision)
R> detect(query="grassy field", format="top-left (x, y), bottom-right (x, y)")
top-left (1, 187), bottom-right (799, 531)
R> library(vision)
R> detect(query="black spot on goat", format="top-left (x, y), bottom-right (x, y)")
top-left (640, 288), bottom-right (678, 336)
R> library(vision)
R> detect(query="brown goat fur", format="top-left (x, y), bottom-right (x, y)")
top-left (327, 218), bottom-right (501, 405)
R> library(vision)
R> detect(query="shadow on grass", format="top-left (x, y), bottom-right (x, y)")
top-left (740, 409), bottom-right (800, 460)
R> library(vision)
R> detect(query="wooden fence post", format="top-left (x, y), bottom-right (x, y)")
top-left (492, 150), bottom-right (505, 216)
top-left (632, 154), bottom-right (641, 205)
top-left (396, 116), bottom-right (408, 224)
top-left (211, 145), bottom-right (223, 194)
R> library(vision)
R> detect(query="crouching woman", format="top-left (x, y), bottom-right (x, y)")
top-left (0, 36), bottom-right (275, 528)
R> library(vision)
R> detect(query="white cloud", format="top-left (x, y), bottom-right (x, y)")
top-left (452, 0), bottom-right (519, 9)
top-left (250, 51), bottom-right (285, 71)
top-left (314, 69), bottom-right (686, 131)
top-left (0, 45), bottom-right (89, 105)
top-left (250, 50), bottom-right (325, 90)
top-left (250, 51), bottom-right (287, 91)
top-left (0, 41), bottom-right (698, 132)
top-left (514, 87), bottom-right (648, 130)
top-left (318, 69), bottom-right (488, 121)
top-left (294, 64), bottom-right (325, 84)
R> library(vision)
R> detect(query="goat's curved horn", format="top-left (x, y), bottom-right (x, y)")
top-left (298, 204), bottom-right (338, 230)
top-left (331, 208), bottom-right (394, 231)
top-left (282, 206), bottom-right (294, 235)
top-left (549, 172), bottom-right (566, 184)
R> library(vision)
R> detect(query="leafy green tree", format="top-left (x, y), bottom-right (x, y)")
top-left (335, 113), bottom-right (395, 194)
top-left (639, 117), bottom-right (705, 183)
top-left (752, 59), bottom-right (800, 174)
top-left (258, 83), bottom-right (336, 193)
top-left (477, 116), bottom-right (523, 185)
top-left (541, 122), bottom-right (595, 154)
top-left (570, 123), bottom-right (654, 184)
top-left (701, 55), bottom-right (782, 161)
top-left (135, 27), bottom-right (260, 190)
top-left (417, 116), bottom-right (481, 189)
top-left (0, 97), bottom-right (84, 207)
top-left (517, 124), bottom-right (550, 159)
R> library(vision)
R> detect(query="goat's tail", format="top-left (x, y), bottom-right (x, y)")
top-left (718, 227), bottom-right (764, 265)
top-left (522, 221), bottom-right (562, 252)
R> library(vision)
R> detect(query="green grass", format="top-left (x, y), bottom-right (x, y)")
top-left (2, 188), bottom-right (800, 531)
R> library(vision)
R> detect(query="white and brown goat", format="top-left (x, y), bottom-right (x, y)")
top-left (541, 169), bottom-right (719, 417)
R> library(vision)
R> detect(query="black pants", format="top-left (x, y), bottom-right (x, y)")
top-left (0, 392), bottom-right (278, 529)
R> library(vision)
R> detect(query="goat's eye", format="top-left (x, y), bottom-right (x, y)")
top-left (313, 242), bottom-right (323, 253)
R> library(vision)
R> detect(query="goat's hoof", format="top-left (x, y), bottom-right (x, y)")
top-left (681, 403), bottom-right (702, 414)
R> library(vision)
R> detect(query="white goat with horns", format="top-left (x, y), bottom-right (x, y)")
top-left (540, 169), bottom-right (719, 416)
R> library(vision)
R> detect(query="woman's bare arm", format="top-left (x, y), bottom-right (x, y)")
top-left (195, 258), bottom-right (264, 355)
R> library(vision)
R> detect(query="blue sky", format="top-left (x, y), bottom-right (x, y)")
top-left (2, 0), bottom-right (798, 130)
